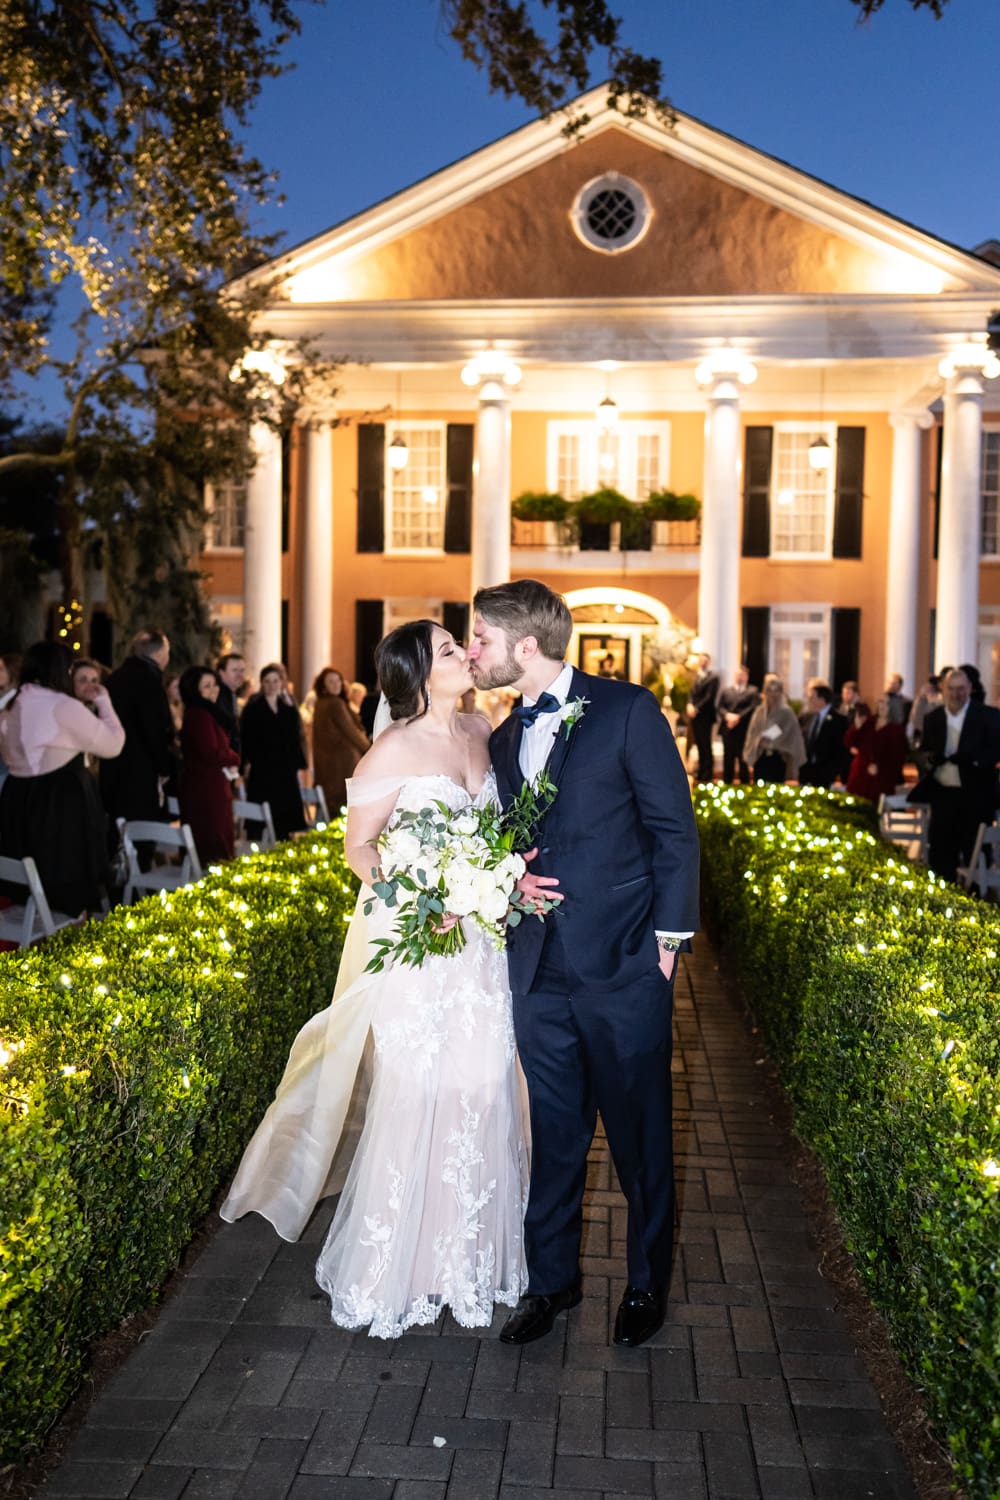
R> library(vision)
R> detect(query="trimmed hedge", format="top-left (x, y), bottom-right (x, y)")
top-left (695, 784), bottom-right (1000, 1499)
top-left (0, 830), bottom-right (357, 1459)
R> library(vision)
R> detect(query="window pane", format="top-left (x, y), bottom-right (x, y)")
top-left (982, 431), bottom-right (1000, 557)
top-left (388, 427), bottom-right (445, 550)
top-left (596, 431), bottom-right (620, 488)
top-left (557, 432), bottom-right (582, 498)
top-left (207, 481), bottom-right (247, 549)
top-left (635, 432), bottom-right (660, 498)
top-left (772, 431), bottom-right (830, 556)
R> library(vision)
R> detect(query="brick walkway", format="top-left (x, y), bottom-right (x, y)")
top-left (41, 941), bottom-right (916, 1500)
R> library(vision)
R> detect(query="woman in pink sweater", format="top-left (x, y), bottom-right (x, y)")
top-left (0, 641), bottom-right (124, 915)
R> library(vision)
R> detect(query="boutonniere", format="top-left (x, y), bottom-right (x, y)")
top-left (560, 696), bottom-right (590, 739)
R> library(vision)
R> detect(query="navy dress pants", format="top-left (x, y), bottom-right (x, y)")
top-left (512, 920), bottom-right (676, 1297)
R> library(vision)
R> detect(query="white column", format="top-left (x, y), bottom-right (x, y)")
top-left (301, 424), bottom-right (334, 690)
top-left (936, 366), bottom-right (986, 669)
top-left (471, 379), bottom-right (512, 595)
top-left (243, 421), bottom-right (283, 676)
top-left (885, 409), bottom-right (933, 695)
top-left (697, 371), bottom-right (745, 681)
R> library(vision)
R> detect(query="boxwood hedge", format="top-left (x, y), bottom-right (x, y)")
top-left (0, 829), bottom-right (357, 1459)
top-left (695, 784), bottom-right (1000, 1499)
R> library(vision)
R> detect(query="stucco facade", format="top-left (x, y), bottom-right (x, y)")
top-left (203, 91), bottom-right (1000, 707)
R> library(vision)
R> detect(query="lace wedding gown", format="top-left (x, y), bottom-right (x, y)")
top-left (221, 771), bottom-right (528, 1339)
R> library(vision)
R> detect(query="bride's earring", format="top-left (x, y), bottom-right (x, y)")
top-left (425, 686), bottom-right (432, 709)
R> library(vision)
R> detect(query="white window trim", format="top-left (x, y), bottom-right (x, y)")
top-left (570, 172), bottom-right (652, 256)
top-left (385, 420), bottom-right (448, 557)
top-left (982, 423), bottom-right (1000, 561)
top-left (203, 480), bottom-right (245, 554)
top-left (545, 420), bottom-right (671, 499)
top-left (769, 603), bottom-right (833, 699)
top-left (770, 421), bottom-right (837, 562)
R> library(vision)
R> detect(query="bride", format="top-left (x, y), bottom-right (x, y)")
top-left (221, 620), bottom-right (529, 1337)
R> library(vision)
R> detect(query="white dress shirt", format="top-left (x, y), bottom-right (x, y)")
top-left (935, 701), bottom-right (969, 788)
top-left (516, 664), bottom-right (692, 944)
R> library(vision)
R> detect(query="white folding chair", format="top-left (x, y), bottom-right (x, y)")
top-left (0, 855), bottom-right (81, 947)
top-left (120, 820), bottom-right (203, 903)
top-left (165, 795), bottom-right (180, 819)
top-left (878, 793), bottom-right (930, 864)
top-left (301, 784), bottom-right (331, 826)
top-left (957, 822), bottom-right (1000, 899)
top-left (232, 798), bottom-right (277, 855)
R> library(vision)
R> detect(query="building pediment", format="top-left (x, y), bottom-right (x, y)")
top-left (239, 89), bottom-right (1000, 306)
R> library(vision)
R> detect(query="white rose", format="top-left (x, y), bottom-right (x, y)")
top-left (446, 879), bottom-right (478, 917)
top-left (454, 812), bottom-right (478, 837)
top-left (382, 829), bottom-right (423, 871)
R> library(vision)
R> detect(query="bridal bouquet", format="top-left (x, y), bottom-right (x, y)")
top-left (364, 776), bottom-right (559, 973)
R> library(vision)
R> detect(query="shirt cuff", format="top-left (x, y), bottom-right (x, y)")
top-left (655, 930), bottom-right (694, 941)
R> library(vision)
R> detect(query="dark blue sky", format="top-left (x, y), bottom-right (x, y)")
top-left (247, 0), bottom-right (998, 257)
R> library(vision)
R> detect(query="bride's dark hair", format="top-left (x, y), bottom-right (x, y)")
top-left (374, 619), bottom-right (438, 722)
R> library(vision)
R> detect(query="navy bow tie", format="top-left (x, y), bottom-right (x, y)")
top-left (512, 690), bottom-right (560, 727)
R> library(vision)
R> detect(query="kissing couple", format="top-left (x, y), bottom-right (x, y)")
top-left (222, 578), bottom-right (700, 1348)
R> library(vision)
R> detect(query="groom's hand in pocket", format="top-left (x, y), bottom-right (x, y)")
top-left (516, 848), bottom-right (563, 915)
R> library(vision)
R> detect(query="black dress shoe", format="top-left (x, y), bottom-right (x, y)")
top-left (613, 1286), bottom-right (666, 1347)
top-left (498, 1285), bottom-right (582, 1345)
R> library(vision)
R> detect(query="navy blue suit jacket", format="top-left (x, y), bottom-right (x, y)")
top-left (491, 669), bottom-right (700, 994)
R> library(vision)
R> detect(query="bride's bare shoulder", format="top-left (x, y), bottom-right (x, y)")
top-left (352, 720), bottom-right (421, 781)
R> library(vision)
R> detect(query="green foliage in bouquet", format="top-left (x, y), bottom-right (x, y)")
top-left (695, 783), bottom-right (1000, 1498)
top-left (0, 829), bottom-right (358, 1461)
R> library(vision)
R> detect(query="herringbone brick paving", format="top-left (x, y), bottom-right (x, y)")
top-left (40, 940), bottom-right (916, 1499)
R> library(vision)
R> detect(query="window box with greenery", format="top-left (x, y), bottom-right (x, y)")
top-left (573, 486), bottom-right (635, 551)
top-left (511, 490), bottom-right (576, 547)
top-left (645, 490), bottom-right (702, 547)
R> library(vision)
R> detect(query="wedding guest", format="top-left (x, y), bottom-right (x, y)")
top-left (0, 641), bottom-right (124, 915)
top-left (347, 681), bottom-right (368, 723)
top-left (744, 676), bottom-right (807, 784)
top-left (843, 698), bottom-right (908, 801)
top-left (908, 667), bottom-right (1000, 880)
top-left (240, 663), bottom-right (308, 840)
top-left (71, 658), bottom-right (105, 707)
top-left (685, 651), bottom-right (720, 783)
top-left (908, 673), bottom-right (944, 768)
top-left (837, 680), bottom-right (861, 716)
top-left (100, 629), bottom-right (177, 824)
top-left (0, 654), bottom-right (18, 791)
top-left (178, 666), bottom-right (242, 863)
top-left (216, 653), bottom-right (246, 752)
top-left (798, 682), bottom-right (848, 788)
top-left (885, 672), bottom-right (912, 726)
top-left (163, 672), bottom-right (184, 734)
top-left (716, 665), bottom-right (759, 785)
top-left (310, 665), bottom-right (370, 816)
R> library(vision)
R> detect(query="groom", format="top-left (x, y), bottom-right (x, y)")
top-left (467, 580), bottom-right (700, 1347)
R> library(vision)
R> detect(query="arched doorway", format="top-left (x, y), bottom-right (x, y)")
top-left (564, 587), bottom-right (693, 685)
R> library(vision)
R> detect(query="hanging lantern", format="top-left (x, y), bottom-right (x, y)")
top-left (387, 433), bottom-right (409, 471)
top-left (808, 435), bottom-right (832, 472)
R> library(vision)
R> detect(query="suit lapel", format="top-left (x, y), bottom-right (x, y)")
top-left (493, 714), bottom-right (526, 807)
top-left (544, 667), bottom-right (590, 790)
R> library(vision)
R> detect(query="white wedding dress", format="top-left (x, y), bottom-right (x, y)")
top-left (221, 771), bottom-right (528, 1339)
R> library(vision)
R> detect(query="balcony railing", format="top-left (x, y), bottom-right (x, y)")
top-left (511, 518), bottom-right (701, 553)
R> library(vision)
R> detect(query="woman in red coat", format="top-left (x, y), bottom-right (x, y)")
top-left (179, 666), bottom-right (241, 862)
top-left (844, 697), bottom-right (908, 802)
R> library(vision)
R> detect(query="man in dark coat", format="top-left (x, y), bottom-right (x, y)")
top-left (907, 667), bottom-right (1000, 880)
top-left (100, 630), bottom-right (177, 823)
top-left (717, 666), bottom-right (760, 784)
top-left (469, 579), bottom-right (699, 1351)
top-left (798, 682), bottom-right (848, 788)
top-left (215, 652), bottom-right (246, 753)
top-left (685, 652), bottom-right (720, 784)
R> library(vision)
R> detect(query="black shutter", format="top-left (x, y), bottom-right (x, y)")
top-left (929, 607), bottom-right (937, 674)
top-left (442, 601), bottom-right (470, 645)
top-left (832, 427), bottom-right (865, 559)
top-left (742, 427), bottom-right (772, 557)
top-left (280, 599), bottom-right (289, 668)
top-left (444, 424), bottom-right (473, 554)
top-left (355, 599), bottom-right (384, 686)
top-left (357, 425), bottom-right (385, 553)
top-left (932, 422), bottom-right (943, 561)
top-left (741, 607), bottom-right (770, 689)
top-left (831, 607), bottom-right (860, 690)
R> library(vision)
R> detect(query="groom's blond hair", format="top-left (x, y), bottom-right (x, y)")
top-left (474, 579), bottom-right (572, 660)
